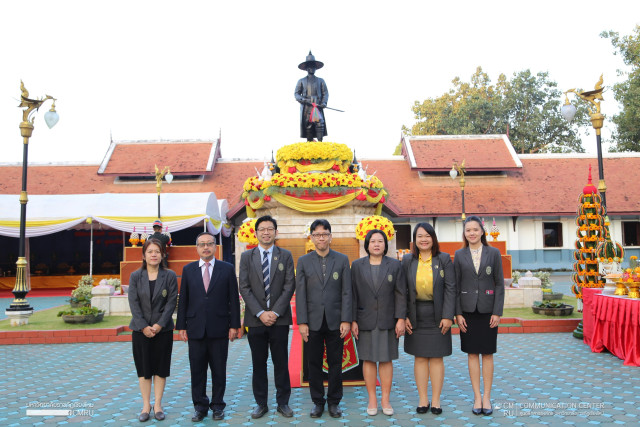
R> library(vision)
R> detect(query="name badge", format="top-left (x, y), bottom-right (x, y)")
top-left (278, 263), bottom-right (284, 271)
top-left (333, 272), bottom-right (339, 280)
top-left (388, 274), bottom-right (393, 282)
top-left (440, 270), bottom-right (445, 278)
top-left (486, 266), bottom-right (492, 275)
top-left (486, 290), bottom-right (494, 295)
top-left (162, 289), bottom-right (167, 297)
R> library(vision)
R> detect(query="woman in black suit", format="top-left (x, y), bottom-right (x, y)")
top-left (351, 229), bottom-right (406, 416)
top-left (454, 216), bottom-right (504, 416)
top-left (128, 238), bottom-right (178, 422)
top-left (403, 223), bottom-right (455, 415)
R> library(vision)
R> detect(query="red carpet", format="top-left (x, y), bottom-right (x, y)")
top-left (289, 325), bottom-right (302, 388)
top-left (0, 288), bottom-right (72, 298)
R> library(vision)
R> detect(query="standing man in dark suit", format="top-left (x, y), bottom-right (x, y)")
top-left (296, 219), bottom-right (352, 418)
top-left (176, 232), bottom-right (241, 422)
top-left (239, 215), bottom-right (296, 419)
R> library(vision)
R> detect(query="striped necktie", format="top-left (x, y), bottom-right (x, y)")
top-left (263, 251), bottom-right (270, 308)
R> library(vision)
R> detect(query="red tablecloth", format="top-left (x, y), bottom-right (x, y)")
top-left (590, 294), bottom-right (640, 366)
top-left (582, 288), bottom-right (602, 346)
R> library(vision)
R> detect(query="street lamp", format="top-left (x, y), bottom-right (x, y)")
top-left (450, 159), bottom-right (466, 220)
top-left (561, 74), bottom-right (607, 209)
top-left (154, 165), bottom-right (173, 219)
top-left (6, 81), bottom-right (59, 326)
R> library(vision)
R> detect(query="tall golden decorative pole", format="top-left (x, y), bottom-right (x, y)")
top-left (154, 164), bottom-right (173, 219)
top-left (450, 160), bottom-right (466, 220)
top-left (6, 82), bottom-right (59, 326)
top-left (562, 75), bottom-right (607, 209)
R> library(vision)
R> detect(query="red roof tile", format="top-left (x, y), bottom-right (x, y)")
top-left (99, 140), bottom-right (218, 176)
top-left (404, 135), bottom-right (522, 171)
top-left (363, 154), bottom-right (640, 217)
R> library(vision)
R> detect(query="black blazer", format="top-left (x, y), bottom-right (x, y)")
top-left (295, 249), bottom-right (352, 331)
top-left (128, 268), bottom-right (178, 332)
top-left (175, 259), bottom-right (241, 339)
top-left (454, 245), bottom-right (505, 316)
top-left (351, 256), bottom-right (406, 331)
top-left (238, 245), bottom-right (296, 327)
top-left (402, 252), bottom-right (456, 325)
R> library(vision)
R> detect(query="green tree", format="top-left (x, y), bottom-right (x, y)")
top-left (601, 25), bottom-right (640, 152)
top-left (405, 67), bottom-right (588, 153)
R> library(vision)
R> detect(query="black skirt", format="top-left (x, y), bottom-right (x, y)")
top-left (132, 330), bottom-right (174, 379)
top-left (404, 301), bottom-right (452, 358)
top-left (459, 310), bottom-right (498, 355)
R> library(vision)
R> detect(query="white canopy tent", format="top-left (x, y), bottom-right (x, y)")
top-left (0, 192), bottom-right (230, 238)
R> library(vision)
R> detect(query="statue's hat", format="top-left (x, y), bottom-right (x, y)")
top-left (298, 51), bottom-right (324, 71)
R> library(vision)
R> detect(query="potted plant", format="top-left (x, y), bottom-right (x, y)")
top-left (535, 271), bottom-right (563, 300)
top-left (532, 301), bottom-right (574, 316)
top-left (58, 306), bottom-right (105, 324)
top-left (69, 275), bottom-right (94, 308)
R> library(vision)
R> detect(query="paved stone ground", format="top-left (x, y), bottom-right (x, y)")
top-left (1, 331), bottom-right (638, 426)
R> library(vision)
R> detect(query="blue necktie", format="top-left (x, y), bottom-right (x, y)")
top-left (263, 251), bottom-right (270, 308)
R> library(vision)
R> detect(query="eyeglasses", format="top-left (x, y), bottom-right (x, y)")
top-left (311, 233), bottom-right (331, 239)
top-left (197, 242), bottom-right (215, 248)
top-left (256, 227), bottom-right (275, 233)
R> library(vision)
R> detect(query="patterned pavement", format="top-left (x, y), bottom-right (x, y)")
top-left (1, 331), bottom-right (638, 426)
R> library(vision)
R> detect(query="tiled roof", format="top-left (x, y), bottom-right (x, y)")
top-left (364, 154), bottom-right (640, 217)
top-left (0, 161), bottom-right (262, 207)
top-left (98, 140), bottom-right (219, 176)
top-left (404, 135), bottom-right (522, 171)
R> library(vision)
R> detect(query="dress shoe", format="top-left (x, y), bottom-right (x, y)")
top-left (277, 404), bottom-right (293, 418)
top-left (212, 409), bottom-right (224, 420)
top-left (482, 405), bottom-right (493, 416)
top-left (138, 412), bottom-right (150, 422)
top-left (472, 406), bottom-right (483, 415)
top-left (310, 403), bottom-right (324, 418)
top-left (328, 403), bottom-right (342, 418)
top-left (382, 406), bottom-right (394, 416)
top-left (430, 406), bottom-right (442, 415)
top-left (154, 411), bottom-right (165, 421)
top-left (416, 404), bottom-right (430, 414)
top-left (366, 407), bottom-right (378, 416)
top-left (251, 405), bottom-right (268, 419)
top-left (191, 411), bottom-right (207, 422)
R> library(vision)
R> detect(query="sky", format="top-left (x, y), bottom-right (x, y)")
top-left (1, 0), bottom-right (639, 165)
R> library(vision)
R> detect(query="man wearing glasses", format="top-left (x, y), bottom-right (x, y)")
top-left (239, 215), bottom-right (296, 419)
top-left (296, 219), bottom-right (352, 418)
top-left (176, 232), bottom-right (241, 422)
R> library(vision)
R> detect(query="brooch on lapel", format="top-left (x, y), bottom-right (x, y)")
top-left (162, 289), bottom-right (167, 297)
top-left (486, 266), bottom-right (492, 275)
top-left (273, 256), bottom-right (278, 261)
top-left (388, 274), bottom-right (393, 282)
top-left (278, 263), bottom-right (284, 271)
top-left (333, 272), bottom-right (339, 280)
top-left (440, 270), bottom-right (445, 278)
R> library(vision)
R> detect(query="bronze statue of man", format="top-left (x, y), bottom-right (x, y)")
top-left (295, 51), bottom-right (328, 141)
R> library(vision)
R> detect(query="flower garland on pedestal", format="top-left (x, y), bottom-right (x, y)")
top-left (355, 215), bottom-right (395, 240)
top-left (237, 219), bottom-right (258, 246)
top-left (276, 141), bottom-right (353, 173)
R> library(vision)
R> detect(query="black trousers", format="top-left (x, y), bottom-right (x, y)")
top-left (247, 324), bottom-right (291, 406)
top-left (306, 316), bottom-right (343, 405)
top-left (188, 336), bottom-right (229, 412)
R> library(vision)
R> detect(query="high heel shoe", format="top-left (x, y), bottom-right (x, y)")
top-left (382, 406), bottom-right (394, 416)
top-left (482, 404), bottom-right (493, 415)
top-left (366, 407), bottom-right (377, 416)
top-left (416, 403), bottom-right (430, 414)
top-left (472, 406), bottom-right (483, 415)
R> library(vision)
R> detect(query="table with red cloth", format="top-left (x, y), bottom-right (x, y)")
top-left (582, 287), bottom-right (602, 346)
top-left (589, 293), bottom-right (640, 366)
